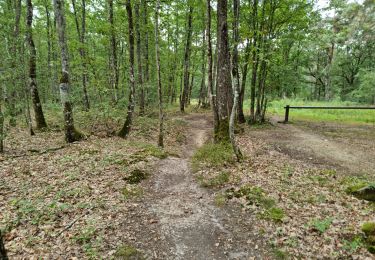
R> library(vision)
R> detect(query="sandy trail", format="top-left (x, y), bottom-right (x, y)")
top-left (141, 114), bottom-right (268, 260)
top-left (265, 116), bottom-right (375, 175)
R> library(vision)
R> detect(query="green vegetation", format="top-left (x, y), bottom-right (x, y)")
top-left (114, 244), bottom-right (144, 260)
top-left (225, 185), bottom-right (285, 223)
top-left (197, 171), bottom-right (230, 188)
top-left (122, 186), bottom-right (143, 200)
top-left (342, 176), bottom-right (372, 194)
top-left (362, 222), bottom-right (375, 236)
top-left (260, 207), bottom-right (285, 223)
top-left (309, 217), bottom-right (333, 234)
top-left (192, 142), bottom-right (235, 171)
top-left (362, 222), bottom-right (375, 255)
top-left (125, 169), bottom-right (149, 184)
top-left (267, 99), bottom-right (375, 124)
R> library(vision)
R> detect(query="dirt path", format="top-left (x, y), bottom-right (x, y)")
top-left (262, 116), bottom-right (375, 175)
top-left (135, 114), bottom-right (269, 259)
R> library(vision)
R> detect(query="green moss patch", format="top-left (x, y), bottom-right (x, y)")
top-left (122, 186), bottom-right (143, 200)
top-left (192, 142), bottom-right (235, 171)
top-left (197, 171), bottom-right (230, 188)
top-left (125, 169), bottom-right (148, 184)
top-left (114, 244), bottom-right (144, 259)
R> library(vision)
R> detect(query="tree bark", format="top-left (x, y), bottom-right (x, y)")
top-left (180, 6), bottom-right (193, 112)
top-left (135, 2), bottom-right (145, 116)
top-left (0, 230), bottom-right (8, 260)
top-left (54, 0), bottom-right (83, 143)
top-left (142, 0), bottom-right (149, 105)
top-left (72, 0), bottom-right (90, 110)
top-left (155, 0), bottom-right (164, 147)
top-left (0, 98), bottom-right (4, 153)
top-left (249, 0), bottom-right (259, 123)
top-left (215, 0), bottom-right (232, 142)
top-left (238, 40), bottom-right (250, 123)
top-left (26, 0), bottom-right (48, 129)
top-left (229, 0), bottom-right (242, 160)
top-left (118, 0), bottom-right (136, 138)
top-left (198, 27), bottom-right (207, 108)
top-left (206, 0), bottom-right (219, 134)
top-left (108, 0), bottom-right (119, 103)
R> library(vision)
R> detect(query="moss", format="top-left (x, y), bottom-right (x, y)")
top-left (261, 207), bottom-right (285, 223)
top-left (367, 245), bottom-right (375, 254)
top-left (214, 119), bottom-right (230, 143)
top-left (114, 244), bottom-right (144, 260)
top-left (272, 247), bottom-right (289, 260)
top-left (122, 186), bottom-right (143, 200)
top-left (192, 142), bottom-right (234, 171)
top-left (125, 169), bottom-right (148, 184)
top-left (198, 171), bottom-right (230, 188)
top-left (346, 183), bottom-right (369, 194)
top-left (214, 193), bottom-right (226, 207)
top-left (362, 222), bottom-right (375, 236)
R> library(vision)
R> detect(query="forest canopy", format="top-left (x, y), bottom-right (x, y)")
top-left (0, 0), bottom-right (374, 147)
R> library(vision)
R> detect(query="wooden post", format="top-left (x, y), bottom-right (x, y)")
top-left (284, 105), bottom-right (290, 123)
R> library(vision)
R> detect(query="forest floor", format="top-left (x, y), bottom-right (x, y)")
top-left (1, 109), bottom-right (374, 259)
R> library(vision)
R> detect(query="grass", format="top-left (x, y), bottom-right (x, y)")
top-left (192, 142), bottom-right (235, 171)
top-left (197, 171), bottom-right (230, 188)
top-left (264, 99), bottom-right (375, 125)
top-left (225, 184), bottom-right (286, 223)
top-left (309, 217), bottom-right (333, 234)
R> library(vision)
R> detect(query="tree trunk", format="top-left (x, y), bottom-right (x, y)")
top-left (249, 0), bottom-right (259, 123)
top-left (7, 0), bottom-right (22, 127)
top-left (118, 0), bottom-right (136, 138)
top-left (26, 0), bottom-right (48, 129)
top-left (155, 0), bottom-right (164, 147)
top-left (135, 2), bottom-right (145, 116)
top-left (54, 0), bottom-right (83, 143)
top-left (206, 0), bottom-right (219, 133)
top-left (180, 6), bottom-right (193, 112)
top-left (108, 0), bottom-right (119, 103)
top-left (0, 99), bottom-right (4, 153)
top-left (142, 0), bottom-right (149, 106)
top-left (198, 27), bottom-right (207, 108)
top-left (72, 0), bottom-right (90, 110)
top-left (229, 0), bottom-right (242, 160)
top-left (0, 230), bottom-right (8, 260)
top-left (215, 0), bottom-right (232, 142)
top-left (44, 0), bottom-right (55, 100)
top-left (238, 40), bottom-right (250, 123)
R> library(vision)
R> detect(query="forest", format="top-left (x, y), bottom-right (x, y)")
top-left (0, 0), bottom-right (374, 258)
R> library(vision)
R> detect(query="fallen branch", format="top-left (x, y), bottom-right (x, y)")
top-left (54, 211), bottom-right (88, 238)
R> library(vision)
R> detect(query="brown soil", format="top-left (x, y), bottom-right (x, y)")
top-left (129, 113), bottom-right (271, 259)
top-left (254, 116), bottom-right (375, 176)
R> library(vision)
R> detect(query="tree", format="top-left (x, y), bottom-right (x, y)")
top-left (135, 1), bottom-right (145, 115)
top-left (229, 0), bottom-right (242, 160)
top-left (0, 230), bottom-right (8, 260)
top-left (108, 0), bottom-right (119, 104)
top-left (215, 0), bottom-right (232, 142)
top-left (53, 0), bottom-right (83, 143)
top-left (180, 5), bottom-right (193, 112)
top-left (206, 0), bottom-right (219, 134)
top-left (155, 0), bottom-right (164, 147)
top-left (72, 0), bottom-right (90, 110)
top-left (26, 0), bottom-right (48, 129)
top-left (118, 0), bottom-right (136, 138)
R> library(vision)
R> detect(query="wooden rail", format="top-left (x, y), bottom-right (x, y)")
top-left (280, 105), bottom-right (375, 123)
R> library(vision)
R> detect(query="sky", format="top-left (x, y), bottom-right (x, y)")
top-left (316, 0), bottom-right (365, 17)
